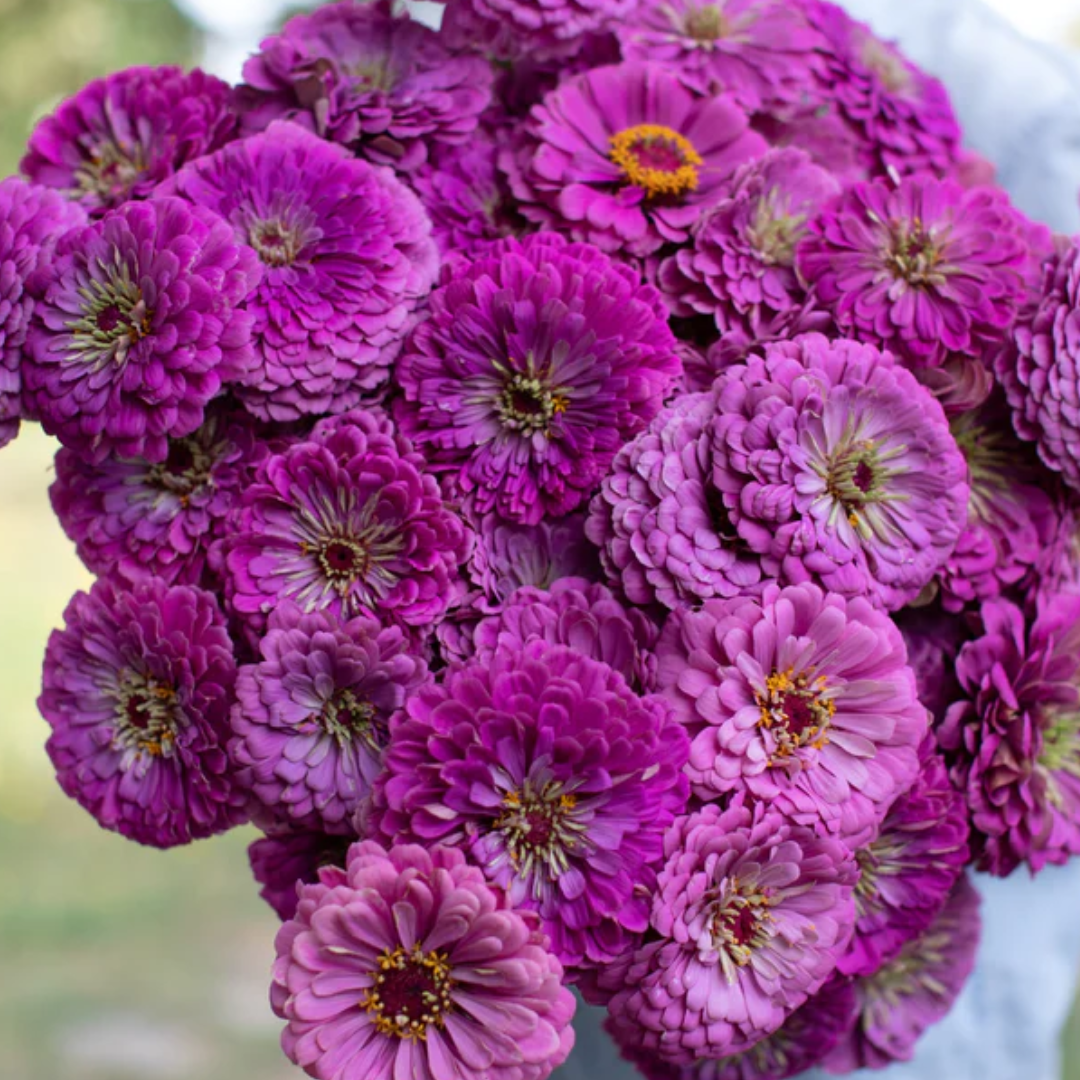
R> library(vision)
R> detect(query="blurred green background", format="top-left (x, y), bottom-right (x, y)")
top-left (0, 0), bottom-right (1077, 1077)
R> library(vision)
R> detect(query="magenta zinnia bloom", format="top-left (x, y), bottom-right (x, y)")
top-left (658, 148), bottom-right (838, 346)
top-left (709, 334), bottom-right (969, 609)
top-left (24, 197), bottom-right (261, 463)
top-left (826, 876), bottom-right (981, 1071)
top-left (796, 176), bottom-right (1033, 370)
top-left (587, 391), bottom-right (767, 610)
top-left (608, 799), bottom-right (857, 1064)
top-left (0, 177), bottom-right (86, 448)
top-left (395, 232), bottom-right (680, 525)
top-left (271, 840), bottom-right (575, 1080)
top-left (503, 62), bottom-right (767, 257)
top-left (841, 737), bottom-right (969, 977)
top-left (230, 602), bottom-right (428, 833)
top-left (615, 0), bottom-right (826, 111)
top-left (939, 595), bottom-right (1080, 875)
top-left (225, 415), bottom-right (469, 638)
top-left (657, 583), bottom-right (926, 841)
top-left (21, 66), bottom-right (236, 215)
top-left (238, 0), bottom-right (492, 173)
top-left (39, 578), bottom-right (245, 848)
top-left (50, 408), bottom-right (269, 588)
top-left (373, 641), bottom-right (690, 971)
top-left (249, 828), bottom-right (353, 921)
top-left (167, 122), bottom-right (436, 421)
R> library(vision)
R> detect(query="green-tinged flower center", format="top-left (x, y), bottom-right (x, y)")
top-left (496, 373), bottom-right (569, 434)
top-left (111, 671), bottom-right (181, 759)
top-left (854, 836), bottom-right (905, 918)
top-left (684, 3), bottom-right (732, 41)
top-left (67, 255), bottom-right (153, 368)
top-left (495, 779), bottom-right (586, 891)
top-left (868, 920), bottom-right (952, 1007)
top-left (1038, 711), bottom-right (1080, 810)
top-left (74, 139), bottom-right (147, 201)
top-left (860, 34), bottom-right (914, 96)
top-left (359, 945), bottom-right (455, 1042)
top-left (711, 878), bottom-right (773, 971)
top-left (824, 438), bottom-right (891, 527)
top-left (756, 667), bottom-right (834, 764)
top-left (248, 218), bottom-right (307, 267)
top-left (146, 433), bottom-right (218, 507)
top-left (949, 415), bottom-right (1020, 525)
top-left (746, 188), bottom-right (810, 266)
top-left (343, 53), bottom-right (396, 92)
top-left (881, 217), bottom-right (946, 288)
top-left (610, 124), bottom-right (702, 199)
top-left (319, 687), bottom-right (383, 752)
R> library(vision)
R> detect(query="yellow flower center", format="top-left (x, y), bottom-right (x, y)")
top-left (755, 667), bottom-right (834, 764)
top-left (609, 124), bottom-right (702, 199)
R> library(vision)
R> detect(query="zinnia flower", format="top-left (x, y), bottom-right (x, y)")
top-left (607, 798), bottom-right (857, 1064)
top-left (395, 232), bottom-right (680, 525)
top-left (795, 176), bottom-right (1033, 370)
top-left (237, 0), bottom-right (492, 173)
top-left (826, 875), bottom-right (981, 1070)
top-left (271, 840), bottom-right (575, 1080)
top-left (39, 578), bottom-right (245, 848)
top-left (656, 582), bottom-right (926, 841)
top-left (503, 61), bottom-right (767, 257)
top-left (230, 602), bottom-right (429, 833)
top-left (939, 594), bottom-right (1080, 875)
top-left (167, 121), bottom-right (437, 421)
top-left (373, 641), bottom-right (690, 971)
top-left (225, 413), bottom-right (470, 638)
top-left (249, 827), bottom-right (353, 921)
top-left (0, 177), bottom-right (86, 448)
top-left (23, 197), bottom-right (262, 463)
top-left (21, 65), bottom-right (236, 215)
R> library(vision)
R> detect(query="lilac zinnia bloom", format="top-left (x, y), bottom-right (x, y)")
top-left (826, 875), bottom-right (981, 1070)
top-left (271, 840), bottom-right (575, 1080)
top-left (939, 595), bottom-right (1080, 875)
top-left (249, 828), bottom-right (353, 921)
top-left (395, 232), bottom-right (680, 525)
top-left (39, 578), bottom-right (245, 848)
top-left (471, 578), bottom-right (659, 691)
top-left (615, 0), bottom-right (826, 112)
top-left (608, 799), bottom-right (857, 1064)
top-left (709, 334), bottom-right (969, 609)
top-left (168, 122), bottom-right (436, 421)
top-left (230, 603), bottom-right (428, 833)
top-left (373, 641), bottom-right (690, 971)
top-left (503, 62), bottom-right (767, 257)
top-left (237, 0), bottom-right (492, 173)
top-left (0, 177), bottom-right (86, 448)
top-left (50, 407), bottom-right (269, 588)
top-left (796, 176), bottom-right (1033, 370)
top-left (841, 737), bottom-right (970, 977)
top-left (656, 583), bottom-right (926, 841)
top-left (587, 391), bottom-right (767, 610)
top-left (657, 148), bottom-right (839, 345)
top-left (225, 414), bottom-right (469, 638)
top-left (21, 66), bottom-right (236, 215)
top-left (23, 197), bottom-right (261, 463)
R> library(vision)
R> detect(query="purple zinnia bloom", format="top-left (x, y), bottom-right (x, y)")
top-left (795, 176), bottom-right (1033, 370)
top-left (609, 976), bottom-right (857, 1080)
top-left (39, 578), bottom-right (245, 848)
top-left (50, 407), bottom-right (269, 587)
top-left (167, 121), bottom-right (436, 421)
top-left (503, 62), bottom-right (767, 257)
top-left (608, 798), bottom-right (857, 1064)
top-left (615, 0), bottom-right (826, 111)
top-left (826, 875), bottom-right (981, 1071)
top-left (230, 602), bottom-right (429, 833)
top-left (913, 353), bottom-right (995, 418)
top-left (373, 641), bottom-right (690, 972)
top-left (249, 827), bottom-right (353, 921)
top-left (225, 413), bottom-right (469, 638)
top-left (471, 578), bottom-right (659, 691)
top-left (271, 840), bottom-right (575, 1080)
top-left (586, 391), bottom-right (767, 610)
top-left (395, 232), bottom-right (680, 525)
top-left (237, 0), bottom-right (493, 173)
top-left (709, 334), bottom-right (969, 609)
top-left (21, 66), bottom-right (236, 215)
top-left (939, 595), bottom-right (1080, 875)
top-left (656, 583), bottom-right (926, 841)
top-left (841, 737), bottom-right (970, 978)
top-left (0, 177), bottom-right (86, 448)
top-left (894, 604), bottom-right (967, 725)
top-left (23, 197), bottom-right (261, 463)
top-left (657, 148), bottom-right (839, 347)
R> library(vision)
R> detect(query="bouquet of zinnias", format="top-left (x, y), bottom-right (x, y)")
top-left (4, 0), bottom-right (1079, 1076)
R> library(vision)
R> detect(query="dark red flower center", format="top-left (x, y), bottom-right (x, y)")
top-left (497, 373), bottom-right (569, 434)
top-left (711, 884), bottom-right (772, 964)
top-left (72, 275), bottom-right (153, 367)
top-left (360, 946), bottom-right (455, 1042)
top-left (112, 672), bottom-right (180, 759)
top-left (724, 904), bottom-right (760, 946)
top-left (494, 780), bottom-right (585, 893)
top-left (825, 437), bottom-right (891, 527)
top-left (609, 124), bottom-right (703, 199)
top-left (756, 668), bottom-right (834, 764)
top-left (852, 459), bottom-right (875, 492)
